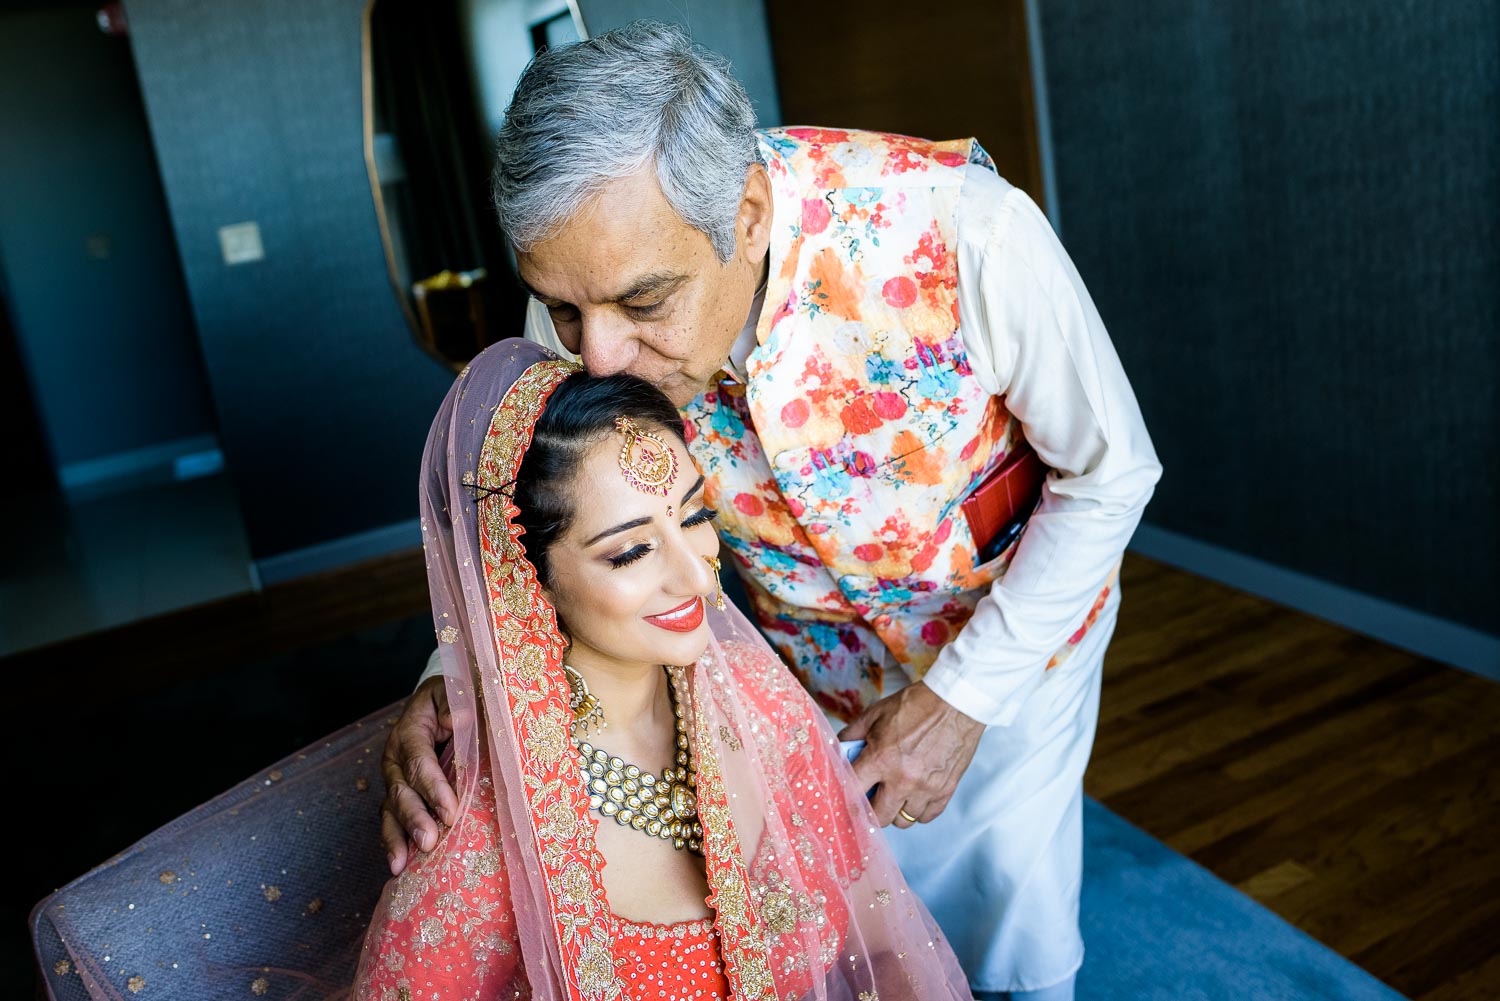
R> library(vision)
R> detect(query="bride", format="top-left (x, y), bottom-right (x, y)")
top-left (354, 339), bottom-right (971, 1000)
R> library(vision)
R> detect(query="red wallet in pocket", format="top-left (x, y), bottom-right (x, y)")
top-left (961, 439), bottom-right (1047, 563)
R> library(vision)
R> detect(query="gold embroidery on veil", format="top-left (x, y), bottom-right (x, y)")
top-left (475, 359), bottom-right (626, 1000)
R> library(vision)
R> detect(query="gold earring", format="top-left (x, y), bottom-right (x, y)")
top-left (564, 664), bottom-right (605, 737)
top-left (704, 555), bottom-right (727, 611)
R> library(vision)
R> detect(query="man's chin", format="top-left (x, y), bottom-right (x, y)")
top-left (663, 375), bottom-right (713, 408)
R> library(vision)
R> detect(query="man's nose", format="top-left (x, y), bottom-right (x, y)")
top-left (577, 316), bottom-right (637, 377)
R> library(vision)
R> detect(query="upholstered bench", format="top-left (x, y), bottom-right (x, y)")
top-left (31, 705), bottom-right (397, 1000)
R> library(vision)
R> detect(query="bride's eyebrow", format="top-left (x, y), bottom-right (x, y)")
top-left (584, 474), bottom-right (705, 546)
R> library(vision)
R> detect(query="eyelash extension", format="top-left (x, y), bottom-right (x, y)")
top-left (606, 509), bottom-right (717, 569)
top-left (683, 506), bottom-right (718, 527)
top-left (608, 545), bottom-right (652, 569)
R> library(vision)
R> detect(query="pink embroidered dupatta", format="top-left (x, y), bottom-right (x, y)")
top-left (353, 339), bottom-right (972, 1000)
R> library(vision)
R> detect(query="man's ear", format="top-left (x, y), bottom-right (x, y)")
top-left (737, 162), bottom-right (774, 264)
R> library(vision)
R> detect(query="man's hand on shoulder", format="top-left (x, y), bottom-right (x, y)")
top-left (839, 681), bottom-right (985, 829)
top-left (380, 675), bottom-right (459, 875)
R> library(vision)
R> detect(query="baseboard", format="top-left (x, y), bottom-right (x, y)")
top-left (59, 434), bottom-right (224, 497)
top-left (254, 519), bottom-right (421, 588)
top-left (1129, 524), bottom-right (1500, 682)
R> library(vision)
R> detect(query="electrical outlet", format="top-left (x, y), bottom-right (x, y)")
top-left (218, 222), bottom-right (264, 265)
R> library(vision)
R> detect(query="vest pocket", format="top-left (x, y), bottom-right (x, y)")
top-left (770, 433), bottom-right (980, 594)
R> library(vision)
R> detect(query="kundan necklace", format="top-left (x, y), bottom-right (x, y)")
top-left (570, 664), bottom-right (704, 856)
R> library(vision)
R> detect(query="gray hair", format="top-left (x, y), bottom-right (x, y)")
top-left (492, 20), bottom-right (760, 263)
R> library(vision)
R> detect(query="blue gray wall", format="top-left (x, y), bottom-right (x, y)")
top-left (126, 0), bottom-right (455, 561)
top-left (0, 6), bottom-right (214, 469)
top-left (1038, 2), bottom-right (1499, 633)
top-left (575, 0), bottom-right (781, 125)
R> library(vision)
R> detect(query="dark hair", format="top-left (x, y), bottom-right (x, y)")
top-left (512, 370), bottom-right (685, 588)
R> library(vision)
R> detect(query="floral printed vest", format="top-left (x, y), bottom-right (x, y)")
top-left (682, 128), bottom-right (1107, 720)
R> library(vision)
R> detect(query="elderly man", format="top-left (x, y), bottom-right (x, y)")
top-left (381, 21), bottom-right (1159, 1001)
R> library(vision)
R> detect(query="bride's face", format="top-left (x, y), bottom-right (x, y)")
top-left (541, 432), bottom-right (721, 673)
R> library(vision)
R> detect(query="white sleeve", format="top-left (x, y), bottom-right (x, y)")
top-left (416, 647), bottom-right (444, 689)
top-left (523, 297), bottom-right (578, 360)
top-left (921, 176), bottom-right (1162, 727)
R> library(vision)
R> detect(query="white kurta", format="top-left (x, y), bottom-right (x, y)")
top-left (425, 167), bottom-right (1160, 992)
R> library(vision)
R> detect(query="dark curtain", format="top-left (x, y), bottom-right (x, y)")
top-left (369, 0), bottom-right (521, 340)
top-left (0, 287), bottom-right (55, 496)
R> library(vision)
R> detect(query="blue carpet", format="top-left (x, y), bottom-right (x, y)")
top-left (1079, 798), bottom-right (1408, 1000)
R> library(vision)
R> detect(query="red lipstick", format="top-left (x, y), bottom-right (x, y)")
top-left (644, 597), bottom-right (705, 633)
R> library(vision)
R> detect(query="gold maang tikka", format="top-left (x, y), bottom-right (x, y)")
top-left (615, 416), bottom-right (677, 496)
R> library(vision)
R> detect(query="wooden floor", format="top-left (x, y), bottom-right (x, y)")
top-left (1095, 553), bottom-right (1499, 1001)
top-left (14, 548), bottom-right (1495, 998)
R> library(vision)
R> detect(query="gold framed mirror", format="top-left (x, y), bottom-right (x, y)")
top-left (361, 0), bottom-right (587, 370)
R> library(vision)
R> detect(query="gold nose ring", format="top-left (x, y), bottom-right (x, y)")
top-left (704, 555), bottom-right (727, 611)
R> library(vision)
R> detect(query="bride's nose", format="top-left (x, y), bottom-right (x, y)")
top-left (667, 532), bottom-right (717, 596)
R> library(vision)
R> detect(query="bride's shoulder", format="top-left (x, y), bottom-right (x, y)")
top-left (715, 637), bottom-right (787, 685)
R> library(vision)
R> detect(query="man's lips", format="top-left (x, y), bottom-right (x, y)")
top-left (644, 597), bottom-right (705, 633)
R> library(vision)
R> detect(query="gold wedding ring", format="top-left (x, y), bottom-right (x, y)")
top-left (897, 808), bottom-right (920, 824)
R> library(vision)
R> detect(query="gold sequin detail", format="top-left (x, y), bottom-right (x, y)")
top-left (53, 960), bottom-right (70, 976)
top-left (502, 579), bottom-right (531, 617)
top-left (158, 870), bottom-right (176, 884)
top-left (553, 862), bottom-right (596, 914)
top-left (262, 885), bottom-right (281, 902)
top-left (687, 662), bottom-right (776, 997)
top-left (355, 777), bottom-right (370, 792)
top-left (760, 889), bottom-right (797, 934)
top-left (875, 889), bottom-right (892, 906)
top-left (515, 644), bottom-right (545, 682)
top-left (523, 705), bottom-right (570, 769)
top-left (718, 725), bottom-right (742, 751)
top-left (438, 625), bottom-right (459, 643)
top-left (541, 799), bottom-right (579, 842)
top-left (267, 770), bottom-right (283, 783)
top-left (250, 978), bottom-right (269, 996)
top-left (127, 975), bottom-right (146, 993)
top-left (419, 917), bottom-right (447, 945)
top-left (575, 937), bottom-right (619, 999)
top-left (306, 898), bottom-right (324, 914)
top-left (615, 915), bottom-right (716, 939)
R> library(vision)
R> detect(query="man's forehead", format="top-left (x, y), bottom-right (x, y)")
top-left (515, 169), bottom-right (710, 304)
